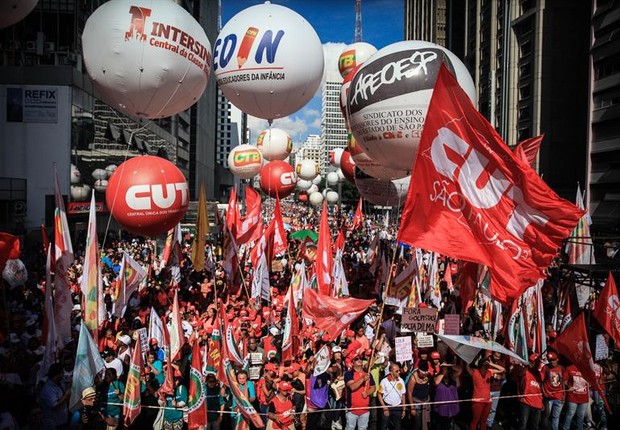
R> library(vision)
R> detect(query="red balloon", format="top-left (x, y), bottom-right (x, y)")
top-left (298, 192), bottom-right (309, 202)
top-left (340, 149), bottom-right (356, 182)
top-left (259, 161), bottom-right (297, 198)
top-left (106, 155), bottom-right (189, 237)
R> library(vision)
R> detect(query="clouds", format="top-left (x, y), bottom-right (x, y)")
top-left (245, 42), bottom-right (348, 143)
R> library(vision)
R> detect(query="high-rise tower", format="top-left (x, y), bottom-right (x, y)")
top-left (354, 0), bottom-right (363, 42)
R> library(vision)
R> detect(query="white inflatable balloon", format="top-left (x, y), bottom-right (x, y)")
top-left (0, 0), bottom-right (38, 29)
top-left (336, 168), bottom-right (345, 181)
top-left (256, 128), bottom-right (292, 161)
top-left (348, 133), bottom-right (409, 179)
top-left (82, 0), bottom-right (212, 119)
top-left (307, 184), bottom-right (319, 194)
top-left (312, 175), bottom-right (323, 185)
top-left (94, 179), bottom-right (109, 192)
top-left (338, 42), bottom-right (377, 79)
top-left (71, 164), bottom-right (82, 184)
top-left (326, 171), bottom-right (339, 186)
top-left (347, 40), bottom-right (476, 171)
top-left (296, 159), bottom-right (320, 181)
top-left (329, 148), bottom-right (344, 168)
top-left (354, 169), bottom-right (411, 207)
top-left (296, 179), bottom-right (313, 191)
top-left (326, 190), bottom-right (339, 205)
top-left (228, 144), bottom-right (263, 179)
top-left (309, 192), bottom-right (324, 207)
top-left (105, 164), bottom-right (118, 177)
top-left (71, 184), bottom-right (91, 202)
top-left (92, 169), bottom-right (108, 181)
top-left (214, 2), bottom-right (324, 120)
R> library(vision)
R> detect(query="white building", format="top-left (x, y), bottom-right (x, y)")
top-left (321, 71), bottom-right (347, 173)
top-left (294, 134), bottom-right (323, 170)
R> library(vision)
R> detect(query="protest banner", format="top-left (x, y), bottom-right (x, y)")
top-left (444, 314), bottom-right (460, 335)
top-left (395, 336), bottom-right (413, 363)
top-left (401, 307), bottom-right (438, 333)
top-left (595, 334), bottom-right (609, 361)
top-left (135, 328), bottom-right (148, 353)
top-left (416, 334), bottom-right (434, 348)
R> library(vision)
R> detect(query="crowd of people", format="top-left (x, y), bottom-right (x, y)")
top-left (0, 200), bottom-right (617, 430)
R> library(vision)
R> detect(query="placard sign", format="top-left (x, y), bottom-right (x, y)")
top-left (443, 314), bottom-right (460, 335)
top-left (395, 336), bottom-right (413, 363)
top-left (401, 307), bottom-right (438, 332)
top-left (595, 334), bottom-right (609, 361)
top-left (416, 334), bottom-right (434, 348)
top-left (135, 328), bottom-right (148, 353)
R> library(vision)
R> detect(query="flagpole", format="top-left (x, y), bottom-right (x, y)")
top-left (367, 241), bottom-right (400, 373)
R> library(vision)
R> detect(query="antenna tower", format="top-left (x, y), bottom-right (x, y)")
top-left (354, 0), bottom-right (363, 42)
top-left (217, 0), bottom-right (222, 32)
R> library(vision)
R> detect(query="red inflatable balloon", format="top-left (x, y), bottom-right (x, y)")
top-left (106, 155), bottom-right (189, 237)
top-left (340, 149), bottom-right (356, 182)
top-left (259, 161), bottom-right (297, 198)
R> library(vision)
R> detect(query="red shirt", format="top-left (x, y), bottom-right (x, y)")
top-left (344, 370), bottom-right (374, 415)
top-left (542, 365), bottom-right (564, 401)
top-left (565, 365), bottom-right (589, 404)
top-left (269, 395), bottom-right (294, 429)
top-left (472, 368), bottom-right (492, 403)
top-left (520, 368), bottom-right (544, 409)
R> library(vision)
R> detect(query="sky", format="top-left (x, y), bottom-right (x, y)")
top-left (221, 0), bottom-right (405, 144)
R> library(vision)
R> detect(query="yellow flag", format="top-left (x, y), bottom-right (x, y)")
top-left (191, 182), bottom-right (209, 271)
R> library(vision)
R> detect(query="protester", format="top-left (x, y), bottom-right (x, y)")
top-left (516, 353), bottom-right (544, 430)
top-left (344, 353), bottom-right (376, 430)
top-left (541, 351), bottom-right (565, 430)
top-left (378, 363), bottom-right (406, 430)
top-left (562, 364), bottom-right (590, 430)
top-left (467, 356), bottom-right (505, 430)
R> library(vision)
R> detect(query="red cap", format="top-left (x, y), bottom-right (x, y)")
top-left (278, 381), bottom-right (292, 392)
top-left (430, 351), bottom-right (441, 360)
top-left (529, 353), bottom-right (540, 362)
top-left (288, 363), bottom-right (301, 372)
top-left (149, 338), bottom-right (158, 345)
top-left (265, 363), bottom-right (278, 372)
top-left (547, 351), bottom-right (558, 361)
top-left (345, 329), bottom-right (355, 337)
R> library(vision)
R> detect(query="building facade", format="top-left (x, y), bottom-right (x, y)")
top-left (321, 71), bottom-right (347, 174)
top-left (0, 0), bottom-right (218, 234)
top-left (588, 0), bottom-right (620, 231)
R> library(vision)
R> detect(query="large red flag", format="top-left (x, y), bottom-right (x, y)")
top-left (236, 186), bottom-right (262, 244)
top-left (123, 334), bottom-right (143, 427)
top-left (188, 340), bottom-right (208, 429)
top-left (396, 65), bottom-right (583, 305)
top-left (593, 272), bottom-right (620, 347)
top-left (302, 288), bottom-right (374, 341)
top-left (316, 202), bottom-right (333, 296)
top-left (351, 197), bottom-right (364, 230)
top-left (555, 312), bottom-right (610, 412)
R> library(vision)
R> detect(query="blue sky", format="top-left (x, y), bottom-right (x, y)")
top-left (221, 0), bottom-right (405, 143)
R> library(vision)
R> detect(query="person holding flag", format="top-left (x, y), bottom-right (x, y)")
top-left (158, 370), bottom-right (187, 430)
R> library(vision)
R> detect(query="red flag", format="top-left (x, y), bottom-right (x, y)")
top-left (226, 185), bottom-right (238, 235)
top-left (188, 340), bottom-right (208, 429)
top-left (0, 232), bottom-right (20, 272)
top-left (334, 229), bottom-right (346, 253)
top-left (396, 65), bottom-right (583, 305)
top-left (351, 197), bottom-right (364, 230)
top-left (282, 286), bottom-right (299, 362)
top-left (123, 334), bottom-right (143, 427)
top-left (302, 288), bottom-right (374, 341)
top-left (513, 135), bottom-right (544, 166)
top-left (316, 202), bottom-right (333, 296)
top-left (593, 272), bottom-right (620, 347)
top-left (555, 313), bottom-right (610, 412)
top-left (236, 186), bottom-right (262, 244)
top-left (271, 195), bottom-right (288, 256)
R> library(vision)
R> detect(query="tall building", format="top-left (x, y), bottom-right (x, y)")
top-left (0, 1), bottom-right (218, 233)
top-left (321, 71), bottom-right (347, 173)
top-left (404, 0), bottom-right (465, 58)
top-left (461, 0), bottom-right (591, 202)
top-left (295, 134), bottom-right (323, 169)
